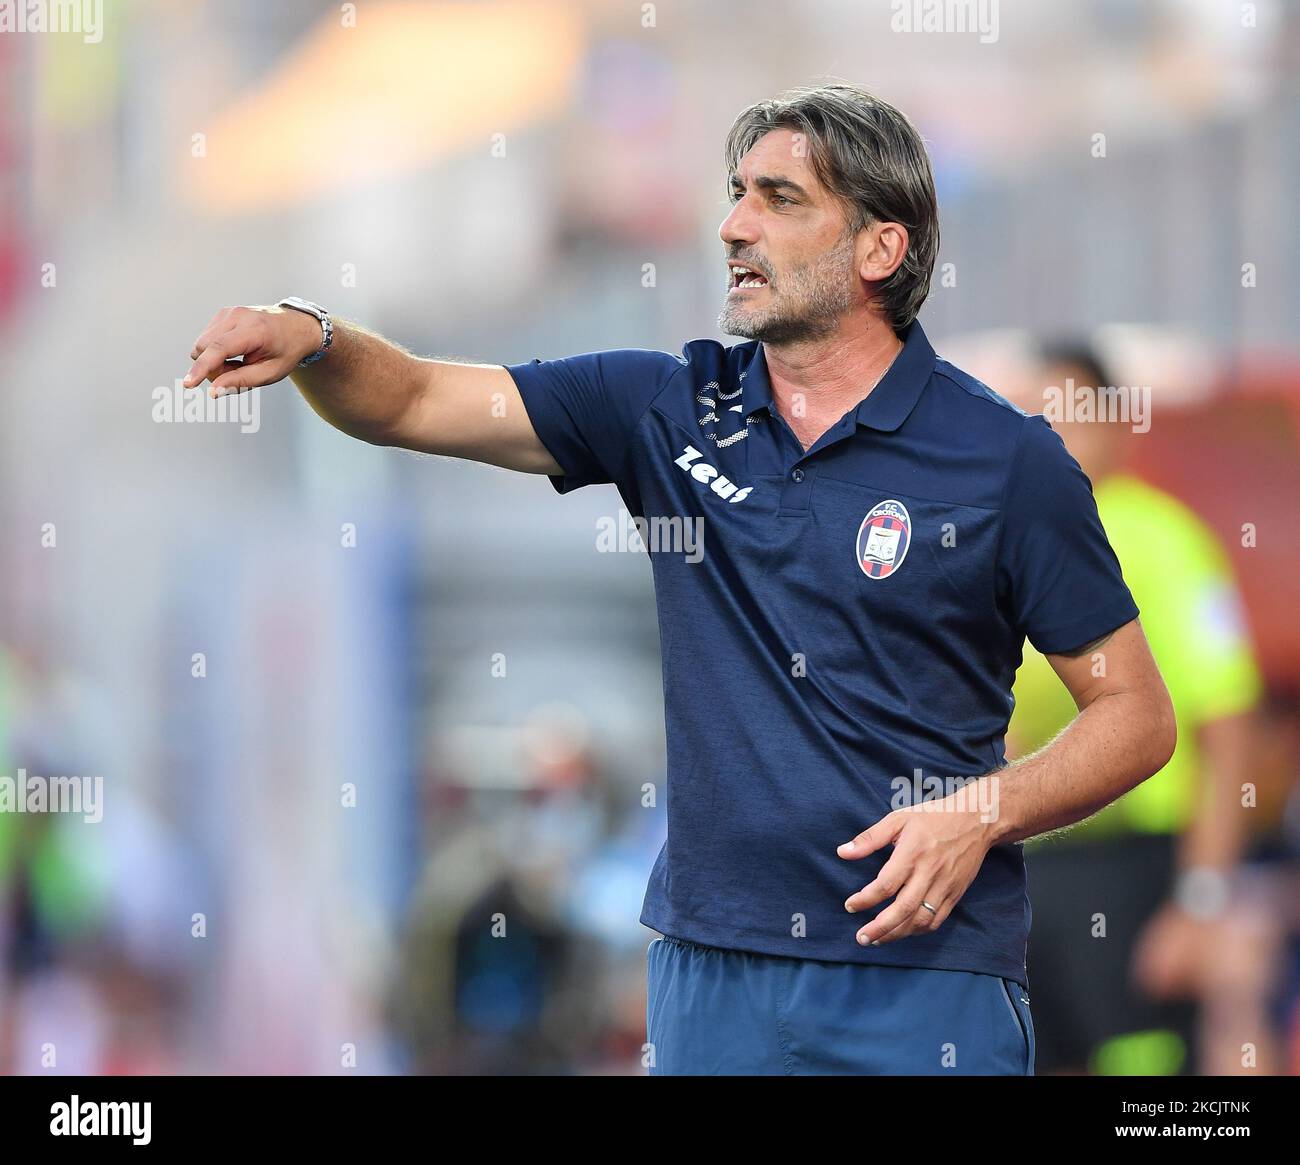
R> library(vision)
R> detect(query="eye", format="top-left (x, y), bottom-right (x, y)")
top-left (771, 194), bottom-right (792, 207)
top-left (728, 187), bottom-right (743, 203)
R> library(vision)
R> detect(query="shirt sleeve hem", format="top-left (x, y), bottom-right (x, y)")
top-left (1027, 598), bottom-right (1140, 656)
top-left (503, 359), bottom-right (597, 494)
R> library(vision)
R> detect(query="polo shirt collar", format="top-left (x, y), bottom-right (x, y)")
top-left (740, 319), bottom-right (935, 433)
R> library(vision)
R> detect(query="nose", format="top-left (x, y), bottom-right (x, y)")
top-left (719, 196), bottom-right (758, 250)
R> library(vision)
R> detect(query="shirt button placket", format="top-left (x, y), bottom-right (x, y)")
top-left (780, 462), bottom-right (814, 514)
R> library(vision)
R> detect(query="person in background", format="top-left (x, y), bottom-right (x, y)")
top-left (1010, 339), bottom-right (1270, 1075)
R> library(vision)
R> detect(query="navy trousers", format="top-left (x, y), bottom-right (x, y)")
top-left (646, 934), bottom-right (1035, 1076)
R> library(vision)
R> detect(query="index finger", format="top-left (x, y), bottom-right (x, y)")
top-left (837, 812), bottom-right (903, 861)
top-left (189, 310), bottom-right (237, 361)
top-left (183, 340), bottom-right (235, 389)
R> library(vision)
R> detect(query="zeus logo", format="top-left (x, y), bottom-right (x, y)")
top-left (674, 445), bottom-right (753, 503)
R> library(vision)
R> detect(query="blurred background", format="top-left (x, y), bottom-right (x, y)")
top-left (0, 0), bottom-right (1297, 1075)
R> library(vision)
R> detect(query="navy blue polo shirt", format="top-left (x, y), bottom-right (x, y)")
top-left (505, 320), bottom-right (1138, 987)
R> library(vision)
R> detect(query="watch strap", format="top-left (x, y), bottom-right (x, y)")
top-left (277, 297), bottom-right (333, 366)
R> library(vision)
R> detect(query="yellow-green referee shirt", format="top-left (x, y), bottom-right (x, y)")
top-left (1009, 473), bottom-right (1262, 839)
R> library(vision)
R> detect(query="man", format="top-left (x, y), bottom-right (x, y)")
top-left (1009, 340), bottom-right (1264, 1075)
top-left (182, 84), bottom-right (1175, 1075)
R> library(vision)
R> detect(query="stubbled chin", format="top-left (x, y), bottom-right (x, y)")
top-left (718, 304), bottom-right (765, 338)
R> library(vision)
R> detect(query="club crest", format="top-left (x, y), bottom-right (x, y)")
top-left (856, 499), bottom-right (911, 580)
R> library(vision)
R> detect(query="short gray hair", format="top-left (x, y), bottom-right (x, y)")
top-left (724, 83), bottom-right (940, 333)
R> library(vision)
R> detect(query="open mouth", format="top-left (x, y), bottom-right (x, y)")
top-left (729, 264), bottom-right (769, 292)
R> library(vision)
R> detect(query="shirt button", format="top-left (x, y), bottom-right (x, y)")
top-left (791, 468), bottom-right (805, 483)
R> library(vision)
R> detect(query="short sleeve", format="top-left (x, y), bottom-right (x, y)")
top-left (997, 416), bottom-right (1140, 654)
top-left (504, 348), bottom-right (687, 494)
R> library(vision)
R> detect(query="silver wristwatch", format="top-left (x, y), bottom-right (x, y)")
top-left (277, 297), bottom-right (333, 366)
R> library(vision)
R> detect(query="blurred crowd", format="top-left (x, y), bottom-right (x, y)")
top-left (1, 0), bottom-right (1297, 1074)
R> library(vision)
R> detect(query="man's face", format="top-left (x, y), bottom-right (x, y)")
top-left (717, 129), bottom-right (860, 344)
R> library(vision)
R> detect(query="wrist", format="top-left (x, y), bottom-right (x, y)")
top-left (979, 771), bottom-right (1017, 846)
top-left (277, 297), bottom-right (333, 366)
top-left (1173, 865), bottom-right (1233, 921)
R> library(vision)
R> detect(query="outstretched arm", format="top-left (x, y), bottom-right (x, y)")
top-left (183, 304), bottom-right (562, 474)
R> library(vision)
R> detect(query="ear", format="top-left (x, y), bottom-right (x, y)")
top-left (858, 221), bottom-right (910, 283)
